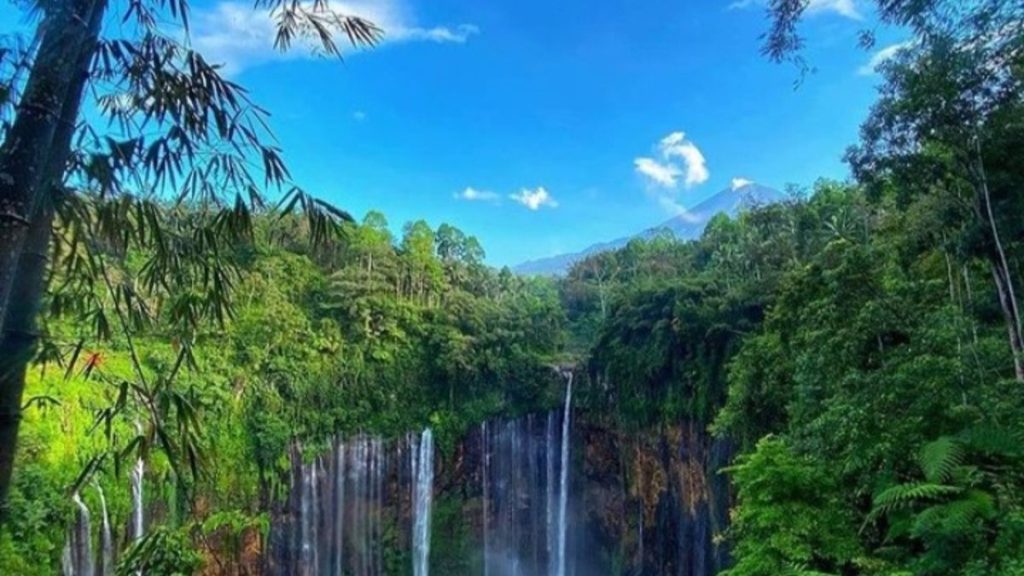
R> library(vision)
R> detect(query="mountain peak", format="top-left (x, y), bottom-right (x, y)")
top-left (513, 183), bottom-right (784, 275)
top-left (730, 177), bottom-right (756, 191)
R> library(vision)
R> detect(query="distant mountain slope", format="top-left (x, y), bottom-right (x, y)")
top-left (513, 183), bottom-right (784, 275)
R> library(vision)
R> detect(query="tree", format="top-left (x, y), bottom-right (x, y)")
top-left (762, 0), bottom-right (1021, 71)
top-left (763, 0), bottom-right (1024, 381)
top-left (0, 0), bottom-right (381, 511)
top-left (721, 437), bottom-right (862, 576)
top-left (401, 220), bottom-right (442, 303)
top-left (849, 32), bottom-right (1024, 380)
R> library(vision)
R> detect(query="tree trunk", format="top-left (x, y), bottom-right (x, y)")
top-left (992, 263), bottom-right (1024, 382)
top-left (0, 0), bottom-right (100, 330)
top-left (0, 203), bottom-right (53, 515)
top-left (972, 140), bottom-right (1023, 382)
top-left (0, 0), bottom-right (107, 514)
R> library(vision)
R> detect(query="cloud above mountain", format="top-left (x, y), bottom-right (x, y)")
top-left (193, 0), bottom-right (479, 74)
top-left (634, 131), bottom-right (709, 216)
top-left (731, 177), bottom-right (754, 190)
top-left (635, 132), bottom-right (709, 189)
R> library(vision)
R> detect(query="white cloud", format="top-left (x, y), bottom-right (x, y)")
top-left (858, 41), bottom-right (913, 75)
top-left (727, 0), bottom-right (758, 10)
top-left (731, 177), bottom-right (754, 190)
top-left (192, 0), bottom-right (479, 74)
top-left (634, 131), bottom-right (710, 217)
top-left (729, 0), bottom-right (861, 20)
top-left (634, 158), bottom-right (681, 187)
top-left (398, 24), bottom-right (479, 43)
top-left (659, 132), bottom-right (709, 187)
top-left (509, 187), bottom-right (558, 211)
top-left (634, 131), bottom-right (709, 190)
top-left (807, 0), bottom-right (861, 19)
top-left (455, 187), bottom-right (499, 202)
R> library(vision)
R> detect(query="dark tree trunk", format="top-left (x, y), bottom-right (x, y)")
top-left (0, 202), bottom-right (53, 514)
top-left (0, 0), bottom-right (107, 515)
top-left (0, 0), bottom-right (100, 329)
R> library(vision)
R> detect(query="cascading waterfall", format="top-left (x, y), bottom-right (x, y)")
top-left (333, 441), bottom-right (345, 575)
top-left (130, 421), bottom-right (145, 548)
top-left (481, 421), bottom-right (490, 576)
top-left (96, 484), bottom-right (113, 576)
top-left (545, 413), bottom-right (557, 576)
top-left (276, 376), bottom-right (576, 576)
top-left (556, 372), bottom-right (573, 576)
top-left (479, 371), bottom-right (575, 576)
top-left (131, 457), bottom-right (145, 543)
top-left (282, 433), bottom-right (430, 576)
top-left (412, 428), bottom-right (435, 576)
top-left (62, 492), bottom-right (94, 576)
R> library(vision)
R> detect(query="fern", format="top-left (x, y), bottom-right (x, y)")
top-left (959, 425), bottom-right (1023, 459)
top-left (919, 436), bottom-right (964, 484)
top-left (869, 426), bottom-right (1015, 547)
top-left (785, 563), bottom-right (837, 576)
top-left (872, 482), bottom-right (961, 515)
top-left (911, 489), bottom-right (996, 537)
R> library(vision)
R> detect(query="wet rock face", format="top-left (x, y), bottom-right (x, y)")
top-left (260, 416), bottom-right (732, 576)
top-left (575, 418), bottom-right (733, 576)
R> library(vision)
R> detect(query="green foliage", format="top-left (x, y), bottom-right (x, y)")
top-left (720, 437), bottom-right (862, 576)
top-left (0, 211), bottom-right (565, 570)
top-left (115, 526), bottom-right (203, 576)
top-left (866, 428), bottom-right (1024, 574)
top-left (429, 495), bottom-right (475, 575)
top-left (573, 173), bottom-right (1024, 574)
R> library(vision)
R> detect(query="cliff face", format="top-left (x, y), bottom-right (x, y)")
top-left (574, 418), bottom-right (733, 576)
top-left (262, 413), bottom-right (732, 576)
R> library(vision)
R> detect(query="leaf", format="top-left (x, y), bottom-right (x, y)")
top-left (872, 482), bottom-right (961, 515)
top-left (919, 436), bottom-right (964, 483)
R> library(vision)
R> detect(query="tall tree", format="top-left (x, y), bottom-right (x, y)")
top-left (764, 0), bottom-right (1024, 380)
top-left (849, 34), bottom-right (1024, 380)
top-left (0, 0), bottom-right (381, 511)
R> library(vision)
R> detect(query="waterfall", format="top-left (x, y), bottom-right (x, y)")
top-left (481, 421), bottom-right (490, 576)
top-left (479, 398), bottom-right (574, 576)
top-left (96, 484), bottom-right (113, 576)
top-left (556, 372), bottom-right (573, 576)
top-left (298, 452), bottom-right (315, 575)
top-left (62, 492), bottom-right (94, 576)
top-left (545, 412), bottom-right (557, 576)
top-left (281, 434), bottom-right (403, 576)
top-left (412, 428), bottom-right (435, 576)
top-left (333, 440), bottom-right (345, 575)
top-left (131, 457), bottom-right (144, 544)
top-left (274, 405), bottom-right (575, 576)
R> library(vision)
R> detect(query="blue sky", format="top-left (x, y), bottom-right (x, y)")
top-left (2, 0), bottom-right (907, 266)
